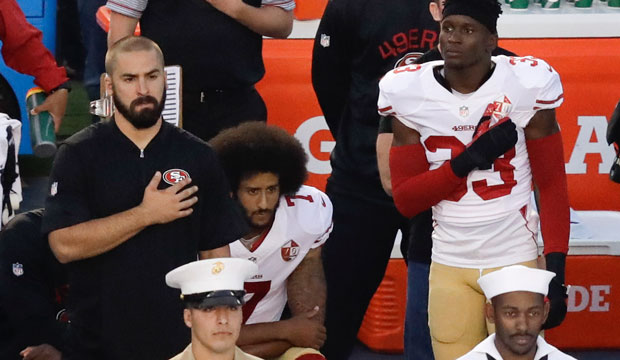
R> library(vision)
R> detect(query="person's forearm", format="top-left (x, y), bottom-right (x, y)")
top-left (0, 0), bottom-right (68, 92)
top-left (287, 249), bottom-right (326, 323)
top-left (524, 109), bottom-right (568, 254)
top-left (230, 5), bottom-right (292, 38)
top-left (108, 11), bottom-right (140, 48)
top-left (199, 245), bottom-right (230, 259)
top-left (390, 144), bottom-right (464, 218)
top-left (237, 321), bottom-right (290, 346)
top-left (527, 132), bottom-right (569, 254)
top-left (376, 133), bottom-right (394, 196)
top-left (49, 205), bottom-right (150, 263)
top-left (238, 340), bottom-right (292, 359)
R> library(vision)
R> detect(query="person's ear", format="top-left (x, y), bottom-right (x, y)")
top-left (543, 300), bottom-right (551, 323)
top-left (104, 74), bottom-right (113, 96)
top-left (487, 34), bottom-right (498, 55)
top-left (429, 2), bottom-right (443, 22)
top-left (183, 309), bottom-right (193, 328)
top-left (485, 302), bottom-right (496, 324)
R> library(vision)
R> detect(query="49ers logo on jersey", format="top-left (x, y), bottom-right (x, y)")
top-left (281, 240), bottom-right (300, 262)
top-left (162, 169), bottom-right (190, 185)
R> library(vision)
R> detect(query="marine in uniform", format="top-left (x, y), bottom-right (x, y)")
top-left (379, 0), bottom-right (570, 358)
top-left (457, 265), bottom-right (577, 360)
top-left (166, 258), bottom-right (262, 360)
top-left (42, 37), bottom-right (247, 360)
top-left (210, 122), bottom-right (330, 359)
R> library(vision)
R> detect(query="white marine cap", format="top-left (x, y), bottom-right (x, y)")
top-left (166, 258), bottom-right (258, 307)
top-left (478, 265), bottom-right (556, 300)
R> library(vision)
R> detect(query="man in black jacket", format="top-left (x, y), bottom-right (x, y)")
top-left (312, 1), bottom-right (439, 358)
top-left (0, 209), bottom-right (68, 360)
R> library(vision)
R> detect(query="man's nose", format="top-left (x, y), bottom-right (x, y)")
top-left (447, 30), bottom-right (461, 43)
top-left (515, 314), bottom-right (527, 332)
top-left (216, 308), bottom-right (229, 324)
top-left (257, 192), bottom-right (268, 209)
top-left (136, 76), bottom-right (149, 95)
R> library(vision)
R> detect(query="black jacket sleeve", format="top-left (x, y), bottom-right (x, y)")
top-left (311, 0), bottom-right (354, 139)
top-left (0, 210), bottom-right (67, 357)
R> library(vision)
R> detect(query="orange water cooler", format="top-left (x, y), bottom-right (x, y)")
top-left (357, 235), bottom-right (408, 353)
top-left (293, 0), bottom-right (327, 20)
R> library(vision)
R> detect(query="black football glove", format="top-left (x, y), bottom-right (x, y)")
top-left (450, 118), bottom-right (518, 178)
top-left (471, 114), bottom-right (494, 171)
top-left (543, 252), bottom-right (568, 330)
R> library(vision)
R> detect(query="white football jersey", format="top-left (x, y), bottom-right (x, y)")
top-left (378, 55), bottom-right (564, 268)
top-left (230, 185), bottom-right (333, 324)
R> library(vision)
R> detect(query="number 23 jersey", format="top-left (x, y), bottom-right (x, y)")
top-left (378, 55), bottom-right (564, 267)
top-left (230, 185), bottom-right (333, 324)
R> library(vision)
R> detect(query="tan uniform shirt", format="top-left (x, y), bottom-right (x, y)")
top-left (170, 344), bottom-right (263, 360)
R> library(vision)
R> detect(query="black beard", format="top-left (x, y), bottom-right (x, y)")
top-left (236, 197), bottom-right (280, 232)
top-left (113, 90), bottom-right (166, 129)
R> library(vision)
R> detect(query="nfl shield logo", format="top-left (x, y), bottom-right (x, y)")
top-left (459, 106), bottom-right (469, 118)
top-left (12, 263), bottom-right (24, 277)
top-left (320, 34), bottom-right (330, 48)
top-left (50, 181), bottom-right (58, 196)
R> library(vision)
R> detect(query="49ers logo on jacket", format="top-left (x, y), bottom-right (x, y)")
top-left (281, 240), bottom-right (300, 262)
top-left (162, 169), bottom-right (190, 185)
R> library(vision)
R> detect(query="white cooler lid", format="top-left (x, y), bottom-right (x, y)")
top-left (537, 210), bottom-right (620, 256)
top-left (389, 210), bottom-right (620, 259)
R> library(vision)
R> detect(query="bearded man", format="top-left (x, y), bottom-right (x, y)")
top-left (210, 122), bottom-right (332, 360)
top-left (41, 36), bottom-right (248, 360)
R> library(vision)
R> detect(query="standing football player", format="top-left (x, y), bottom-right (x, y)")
top-left (374, 1), bottom-right (517, 358)
top-left (378, 0), bottom-right (570, 358)
top-left (210, 122), bottom-right (332, 360)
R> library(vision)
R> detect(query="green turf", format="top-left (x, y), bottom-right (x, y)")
top-left (19, 80), bottom-right (92, 177)
top-left (57, 80), bottom-right (93, 138)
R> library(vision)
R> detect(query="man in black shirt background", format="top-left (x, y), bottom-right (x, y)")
top-left (0, 209), bottom-right (68, 360)
top-left (312, 1), bottom-right (438, 358)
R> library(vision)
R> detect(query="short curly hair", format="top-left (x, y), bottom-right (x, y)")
top-left (209, 122), bottom-right (308, 195)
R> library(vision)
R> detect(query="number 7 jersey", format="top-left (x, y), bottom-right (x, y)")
top-left (378, 55), bottom-right (564, 267)
top-left (230, 185), bottom-right (333, 324)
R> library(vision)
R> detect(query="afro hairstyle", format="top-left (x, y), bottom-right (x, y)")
top-left (209, 122), bottom-right (308, 196)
